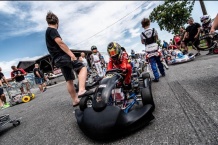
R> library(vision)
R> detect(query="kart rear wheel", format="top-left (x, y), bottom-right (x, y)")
top-left (141, 88), bottom-right (155, 111)
top-left (213, 48), bottom-right (218, 54)
top-left (22, 96), bottom-right (31, 103)
top-left (79, 96), bottom-right (93, 111)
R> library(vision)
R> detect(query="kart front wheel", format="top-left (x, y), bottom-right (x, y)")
top-left (79, 96), bottom-right (93, 111)
top-left (13, 120), bottom-right (21, 127)
top-left (22, 96), bottom-right (31, 103)
top-left (141, 87), bottom-right (155, 111)
top-left (31, 93), bottom-right (35, 99)
top-left (213, 48), bottom-right (218, 54)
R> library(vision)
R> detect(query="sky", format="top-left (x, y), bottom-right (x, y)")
top-left (0, 1), bottom-right (218, 78)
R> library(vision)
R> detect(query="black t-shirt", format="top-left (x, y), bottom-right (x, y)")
top-left (0, 72), bottom-right (4, 80)
top-left (11, 69), bottom-right (25, 82)
top-left (186, 23), bottom-right (201, 39)
top-left (33, 68), bottom-right (44, 78)
top-left (45, 27), bottom-right (65, 60)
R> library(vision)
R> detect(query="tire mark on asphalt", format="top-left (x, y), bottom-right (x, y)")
top-left (168, 81), bottom-right (218, 145)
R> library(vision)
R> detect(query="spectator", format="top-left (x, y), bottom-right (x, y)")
top-left (90, 46), bottom-right (105, 77)
top-left (45, 11), bottom-right (92, 107)
top-left (210, 13), bottom-right (218, 33)
top-left (11, 66), bottom-right (30, 94)
top-left (140, 18), bottom-right (165, 82)
top-left (0, 67), bottom-right (11, 87)
top-left (0, 80), bottom-right (10, 109)
top-left (79, 52), bottom-right (88, 68)
top-left (162, 40), bottom-right (169, 49)
top-left (33, 63), bottom-right (47, 93)
top-left (183, 17), bottom-right (201, 56)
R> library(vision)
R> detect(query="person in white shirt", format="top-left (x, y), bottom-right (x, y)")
top-left (90, 46), bottom-right (104, 77)
top-left (140, 18), bottom-right (165, 82)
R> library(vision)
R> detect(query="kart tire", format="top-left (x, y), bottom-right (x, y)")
top-left (213, 48), bottom-right (218, 54)
top-left (13, 120), bottom-right (20, 127)
top-left (142, 72), bottom-right (150, 79)
top-left (31, 93), bottom-right (35, 99)
top-left (22, 96), bottom-right (31, 103)
top-left (79, 96), bottom-right (93, 111)
top-left (141, 88), bottom-right (155, 111)
top-left (188, 53), bottom-right (194, 57)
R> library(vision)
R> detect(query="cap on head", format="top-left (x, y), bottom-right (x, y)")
top-left (91, 45), bottom-right (97, 51)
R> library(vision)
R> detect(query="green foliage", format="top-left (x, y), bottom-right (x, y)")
top-left (149, 0), bottom-right (195, 34)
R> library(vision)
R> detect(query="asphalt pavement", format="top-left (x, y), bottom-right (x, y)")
top-left (1, 52), bottom-right (218, 145)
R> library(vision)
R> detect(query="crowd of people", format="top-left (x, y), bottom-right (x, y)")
top-left (1, 12), bottom-right (217, 109)
top-left (162, 14), bottom-right (218, 56)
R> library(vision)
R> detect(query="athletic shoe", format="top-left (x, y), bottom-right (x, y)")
top-left (152, 79), bottom-right (159, 82)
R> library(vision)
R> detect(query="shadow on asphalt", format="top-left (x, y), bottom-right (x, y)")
top-left (0, 125), bottom-right (16, 137)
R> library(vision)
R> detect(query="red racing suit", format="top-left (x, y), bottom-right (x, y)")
top-left (107, 52), bottom-right (132, 85)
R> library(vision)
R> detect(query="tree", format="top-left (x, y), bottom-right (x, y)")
top-left (199, 0), bottom-right (207, 15)
top-left (149, 0), bottom-right (195, 34)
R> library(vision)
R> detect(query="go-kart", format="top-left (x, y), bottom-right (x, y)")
top-left (193, 32), bottom-right (218, 54)
top-left (4, 86), bottom-right (35, 106)
top-left (165, 49), bottom-right (195, 65)
top-left (75, 69), bottom-right (155, 140)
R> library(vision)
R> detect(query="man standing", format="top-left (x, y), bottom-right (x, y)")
top-left (0, 67), bottom-right (11, 87)
top-left (45, 11), bottom-right (92, 107)
top-left (33, 64), bottom-right (47, 93)
top-left (183, 17), bottom-right (201, 56)
top-left (11, 66), bottom-right (30, 94)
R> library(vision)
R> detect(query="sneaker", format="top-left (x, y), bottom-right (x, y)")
top-left (161, 74), bottom-right (166, 77)
top-left (152, 79), bottom-right (159, 82)
top-left (2, 104), bottom-right (10, 109)
top-left (195, 53), bottom-right (201, 56)
top-left (43, 88), bottom-right (47, 92)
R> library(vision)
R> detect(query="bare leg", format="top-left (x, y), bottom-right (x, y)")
top-left (20, 87), bottom-right (25, 94)
top-left (0, 99), bottom-right (3, 107)
top-left (77, 67), bottom-right (87, 95)
top-left (66, 80), bottom-right (80, 105)
top-left (1, 94), bottom-right (6, 104)
top-left (26, 83), bottom-right (30, 93)
top-left (38, 85), bottom-right (43, 92)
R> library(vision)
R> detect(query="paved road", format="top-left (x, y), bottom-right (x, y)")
top-left (1, 53), bottom-right (218, 145)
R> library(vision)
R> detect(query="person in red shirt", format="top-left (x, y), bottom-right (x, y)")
top-left (107, 42), bottom-right (132, 89)
top-left (174, 34), bottom-right (181, 47)
top-left (11, 66), bottom-right (30, 94)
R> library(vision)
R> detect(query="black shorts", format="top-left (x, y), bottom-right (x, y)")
top-left (183, 38), bottom-right (200, 46)
top-left (0, 87), bottom-right (4, 96)
top-left (60, 60), bottom-right (85, 81)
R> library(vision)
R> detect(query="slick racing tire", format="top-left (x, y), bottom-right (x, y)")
top-left (22, 96), bottom-right (31, 103)
top-left (13, 120), bottom-right (21, 127)
top-left (213, 48), bottom-right (218, 54)
top-left (141, 87), bottom-right (155, 111)
top-left (79, 96), bottom-right (93, 111)
top-left (31, 93), bottom-right (35, 99)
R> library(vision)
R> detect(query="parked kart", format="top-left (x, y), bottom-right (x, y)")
top-left (75, 69), bottom-right (155, 140)
top-left (4, 86), bottom-right (35, 106)
top-left (193, 32), bottom-right (218, 54)
top-left (165, 49), bottom-right (195, 65)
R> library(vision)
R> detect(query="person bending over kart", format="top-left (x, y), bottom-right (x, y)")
top-left (107, 42), bottom-right (132, 90)
top-left (90, 46), bottom-right (105, 77)
top-left (11, 66), bottom-right (30, 94)
top-left (200, 15), bottom-right (213, 55)
top-left (140, 18), bottom-right (165, 82)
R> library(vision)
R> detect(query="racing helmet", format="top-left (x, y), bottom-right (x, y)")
top-left (107, 42), bottom-right (122, 60)
top-left (177, 52), bottom-right (184, 58)
top-left (91, 45), bottom-right (97, 51)
top-left (200, 15), bottom-right (211, 26)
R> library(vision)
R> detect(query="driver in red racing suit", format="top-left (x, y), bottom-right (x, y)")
top-left (107, 42), bottom-right (132, 89)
